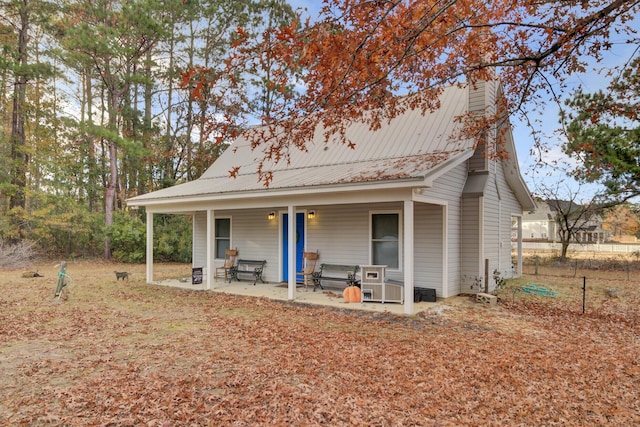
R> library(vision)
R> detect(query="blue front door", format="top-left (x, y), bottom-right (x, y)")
top-left (282, 212), bottom-right (305, 282)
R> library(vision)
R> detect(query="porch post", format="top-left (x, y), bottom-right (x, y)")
top-left (441, 204), bottom-right (448, 297)
top-left (403, 200), bottom-right (414, 315)
top-left (146, 210), bottom-right (153, 284)
top-left (206, 209), bottom-right (214, 290)
top-left (516, 215), bottom-right (523, 277)
top-left (287, 205), bottom-right (296, 300)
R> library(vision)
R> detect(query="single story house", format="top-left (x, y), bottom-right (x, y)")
top-left (127, 78), bottom-right (536, 314)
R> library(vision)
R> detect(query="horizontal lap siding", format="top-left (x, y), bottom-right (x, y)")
top-left (484, 177), bottom-right (500, 288)
top-left (193, 212), bottom-right (207, 268)
top-left (413, 203), bottom-right (443, 295)
top-left (309, 202), bottom-right (401, 268)
top-left (428, 163), bottom-right (467, 297)
top-left (190, 194), bottom-right (469, 295)
top-left (227, 210), bottom-right (279, 283)
top-left (461, 197), bottom-right (480, 292)
top-left (495, 162), bottom-right (524, 280)
top-left (481, 162), bottom-right (526, 290)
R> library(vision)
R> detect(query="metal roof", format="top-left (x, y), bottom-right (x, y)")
top-left (129, 85), bottom-right (472, 205)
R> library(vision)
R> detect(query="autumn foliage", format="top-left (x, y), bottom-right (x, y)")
top-left (184, 0), bottom-right (639, 177)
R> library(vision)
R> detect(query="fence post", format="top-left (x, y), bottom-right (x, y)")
top-left (626, 261), bottom-right (630, 281)
top-left (582, 276), bottom-right (586, 314)
top-left (484, 259), bottom-right (489, 293)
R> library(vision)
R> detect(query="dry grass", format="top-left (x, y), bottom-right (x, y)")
top-left (1, 259), bottom-right (638, 426)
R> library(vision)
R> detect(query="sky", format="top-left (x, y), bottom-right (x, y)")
top-left (287, 1), bottom-right (639, 203)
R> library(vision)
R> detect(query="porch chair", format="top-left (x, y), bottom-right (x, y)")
top-left (297, 250), bottom-right (319, 291)
top-left (215, 248), bottom-right (238, 281)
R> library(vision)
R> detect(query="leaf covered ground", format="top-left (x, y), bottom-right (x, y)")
top-left (1, 260), bottom-right (638, 426)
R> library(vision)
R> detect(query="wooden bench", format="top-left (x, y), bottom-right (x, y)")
top-left (229, 259), bottom-right (266, 285)
top-left (311, 263), bottom-right (359, 292)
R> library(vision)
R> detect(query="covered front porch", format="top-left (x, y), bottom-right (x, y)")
top-left (152, 274), bottom-right (447, 316)
top-left (140, 192), bottom-right (527, 315)
top-left (142, 190), bottom-right (452, 315)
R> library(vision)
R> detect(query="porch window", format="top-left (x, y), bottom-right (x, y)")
top-left (215, 218), bottom-right (230, 259)
top-left (371, 213), bottom-right (399, 269)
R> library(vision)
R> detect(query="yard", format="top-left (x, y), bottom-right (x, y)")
top-left (1, 258), bottom-right (638, 426)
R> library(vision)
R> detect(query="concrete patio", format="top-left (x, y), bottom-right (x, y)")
top-left (151, 276), bottom-right (446, 316)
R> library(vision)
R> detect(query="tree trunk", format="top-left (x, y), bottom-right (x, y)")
top-left (560, 241), bottom-right (569, 261)
top-left (104, 84), bottom-right (122, 259)
top-left (85, 66), bottom-right (99, 212)
top-left (9, 0), bottom-right (29, 213)
top-left (141, 49), bottom-right (153, 195)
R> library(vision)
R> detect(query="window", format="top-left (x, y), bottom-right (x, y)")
top-left (371, 213), bottom-right (399, 269)
top-left (215, 218), bottom-right (230, 258)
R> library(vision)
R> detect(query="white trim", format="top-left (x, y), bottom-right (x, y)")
top-left (369, 210), bottom-right (403, 272)
top-left (513, 214), bottom-right (523, 277)
top-left (129, 178), bottom-right (425, 208)
top-left (277, 210), bottom-right (309, 283)
top-left (146, 210), bottom-right (153, 284)
top-left (139, 187), bottom-right (416, 214)
top-left (423, 151), bottom-right (474, 186)
top-left (287, 205), bottom-right (296, 300)
top-left (442, 204), bottom-right (449, 298)
top-left (403, 200), bottom-right (414, 315)
top-left (479, 196), bottom-right (485, 284)
top-left (206, 210), bottom-right (213, 290)
top-left (192, 214), bottom-right (197, 265)
top-left (214, 216), bottom-right (232, 260)
top-left (412, 192), bottom-right (448, 206)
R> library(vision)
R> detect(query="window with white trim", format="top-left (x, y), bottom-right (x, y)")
top-left (215, 218), bottom-right (230, 259)
top-left (371, 212), bottom-right (400, 269)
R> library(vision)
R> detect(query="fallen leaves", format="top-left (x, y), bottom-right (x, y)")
top-left (0, 262), bottom-right (639, 425)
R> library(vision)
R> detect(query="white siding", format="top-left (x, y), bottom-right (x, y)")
top-left (310, 202), bottom-right (399, 268)
top-left (193, 212), bottom-right (207, 268)
top-left (192, 210), bottom-right (279, 281)
top-left (494, 158), bottom-right (524, 281)
top-left (190, 201), bottom-right (454, 292)
top-left (484, 175), bottom-right (501, 287)
top-left (225, 209), bottom-right (280, 282)
top-left (427, 162), bottom-right (467, 297)
top-left (460, 196), bottom-right (481, 292)
top-left (414, 203), bottom-right (444, 295)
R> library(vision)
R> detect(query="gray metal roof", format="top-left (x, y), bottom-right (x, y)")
top-left (129, 85), bottom-right (471, 204)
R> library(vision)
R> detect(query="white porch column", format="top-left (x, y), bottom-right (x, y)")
top-left (287, 205), bottom-right (296, 300)
top-left (403, 200), bottom-right (414, 315)
top-left (146, 210), bottom-right (154, 284)
top-left (441, 204), bottom-right (449, 297)
top-left (206, 209), bottom-right (214, 290)
top-left (516, 215), bottom-right (523, 277)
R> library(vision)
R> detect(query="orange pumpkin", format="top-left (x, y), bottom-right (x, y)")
top-left (343, 286), bottom-right (361, 303)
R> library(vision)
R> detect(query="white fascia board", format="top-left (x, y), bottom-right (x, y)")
top-left (138, 184), bottom-right (420, 214)
top-left (423, 150), bottom-right (474, 187)
top-left (128, 177), bottom-right (424, 209)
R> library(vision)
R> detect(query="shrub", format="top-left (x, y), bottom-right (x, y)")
top-left (107, 211), bottom-right (146, 263)
top-left (107, 211), bottom-right (193, 263)
top-left (153, 214), bottom-right (192, 262)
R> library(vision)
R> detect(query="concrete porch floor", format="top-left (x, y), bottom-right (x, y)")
top-left (151, 277), bottom-right (443, 316)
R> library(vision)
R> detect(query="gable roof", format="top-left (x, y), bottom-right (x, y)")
top-left (128, 83), bottom-right (534, 210)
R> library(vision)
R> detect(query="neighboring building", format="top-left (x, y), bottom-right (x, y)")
top-left (522, 199), bottom-right (608, 243)
top-left (127, 78), bottom-right (536, 314)
top-left (522, 200), bottom-right (556, 241)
